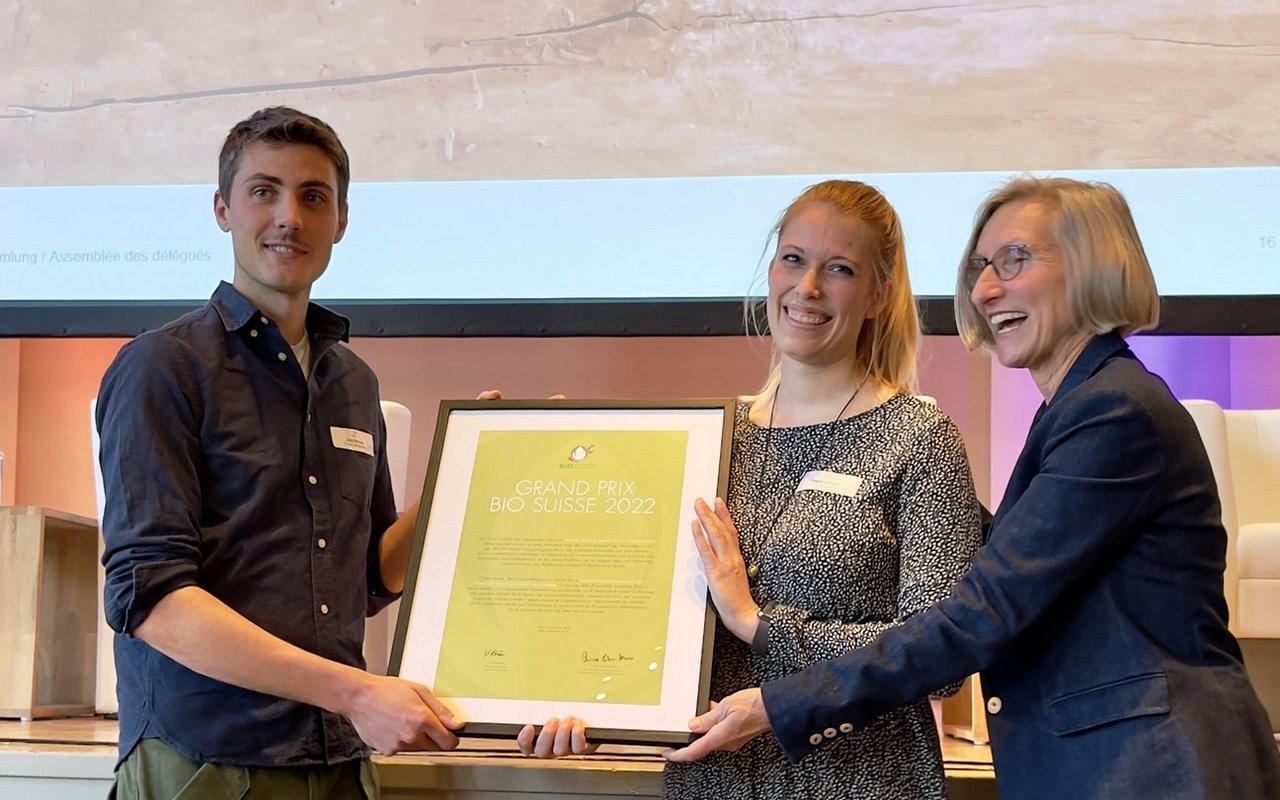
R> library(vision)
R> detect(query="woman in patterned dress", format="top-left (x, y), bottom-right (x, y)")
top-left (521, 180), bottom-right (984, 799)
top-left (665, 178), bottom-right (1280, 799)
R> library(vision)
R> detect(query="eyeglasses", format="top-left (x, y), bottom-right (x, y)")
top-left (964, 243), bottom-right (1043, 289)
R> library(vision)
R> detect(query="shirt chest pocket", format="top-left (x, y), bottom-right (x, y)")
top-left (327, 416), bottom-right (380, 510)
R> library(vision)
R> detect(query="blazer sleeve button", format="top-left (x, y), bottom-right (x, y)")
top-left (986, 696), bottom-right (1003, 715)
top-left (809, 733), bottom-right (824, 746)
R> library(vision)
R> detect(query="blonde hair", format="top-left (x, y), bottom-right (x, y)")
top-left (748, 180), bottom-right (921, 405)
top-left (954, 176), bottom-right (1160, 350)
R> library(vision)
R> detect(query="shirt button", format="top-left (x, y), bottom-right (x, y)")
top-left (318, 538), bottom-right (327, 549)
top-left (249, 329), bottom-right (259, 338)
top-left (808, 733), bottom-right (824, 746)
top-left (838, 722), bottom-right (854, 734)
top-left (320, 604), bottom-right (329, 615)
top-left (986, 696), bottom-right (1003, 715)
top-left (822, 727), bottom-right (837, 739)
top-left (260, 316), bottom-right (269, 325)
top-left (277, 352), bottom-right (288, 362)
top-left (308, 475), bottom-right (318, 485)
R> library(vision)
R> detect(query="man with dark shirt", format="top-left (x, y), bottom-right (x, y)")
top-left (98, 106), bottom-right (461, 798)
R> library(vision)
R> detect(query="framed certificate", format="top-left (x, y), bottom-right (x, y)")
top-left (389, 399), bottom-right (734, 746)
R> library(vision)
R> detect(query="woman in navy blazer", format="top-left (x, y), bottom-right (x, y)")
top-left (667, 177), bottom-right (1280, 798)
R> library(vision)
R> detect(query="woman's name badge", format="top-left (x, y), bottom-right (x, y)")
top-left (796, 470), bottom-right (863, 498)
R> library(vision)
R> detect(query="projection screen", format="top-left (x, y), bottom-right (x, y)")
top-left (2, 1), bottom-right (1277, 335)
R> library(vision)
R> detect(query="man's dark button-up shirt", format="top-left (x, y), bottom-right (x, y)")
top-left (98, 282), bottom-right (399, 767)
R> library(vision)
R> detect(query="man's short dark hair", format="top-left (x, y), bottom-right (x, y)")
top-left (218, 107), bottom-right (351, 209)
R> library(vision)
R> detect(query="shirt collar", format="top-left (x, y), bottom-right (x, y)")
top-left (209, 281), bottom-right (351, 343)
top-left (1048, 331), bottom-right (1130, 405)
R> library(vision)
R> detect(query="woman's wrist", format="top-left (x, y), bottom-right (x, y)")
top-left (727, 603), bottom-right (762, 643)
top-left (750, 602), bottom-right (776, 654)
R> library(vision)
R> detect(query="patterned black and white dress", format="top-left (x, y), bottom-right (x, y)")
top-left (664, 395), bottom-right (982, 799)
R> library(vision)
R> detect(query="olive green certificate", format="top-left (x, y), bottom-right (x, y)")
top-left (391, 400), bottom-right (732, 745)
top-left (437, 427), bottom-right (686, 704)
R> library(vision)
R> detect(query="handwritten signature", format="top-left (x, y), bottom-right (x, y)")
top-left (581, 651), bottom-right (635, 663)
top-left (483, 648), bottom-right (506, 658)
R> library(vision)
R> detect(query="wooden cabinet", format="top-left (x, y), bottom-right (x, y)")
top-left (941, 673), bottom-right (990, 745)
top-left (0, 507), bottom-right (99, 719)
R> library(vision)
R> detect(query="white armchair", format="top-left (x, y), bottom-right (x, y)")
top-left (364, 400), bottom-right (412, 675)
top-left (1181, 400), bottom-right (1242, 632)
top-left (91, 398), bottom-right (114, 714)
top-left (1184, 400), bottom-right (1280, 638)
top-left (1183, 400), bottom-right (1280, 731)
top-left (1224, 408), bottom-right (1280, 638)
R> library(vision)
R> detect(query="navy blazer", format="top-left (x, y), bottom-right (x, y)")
top-left (762, 334), bottom-right (1280, 799)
